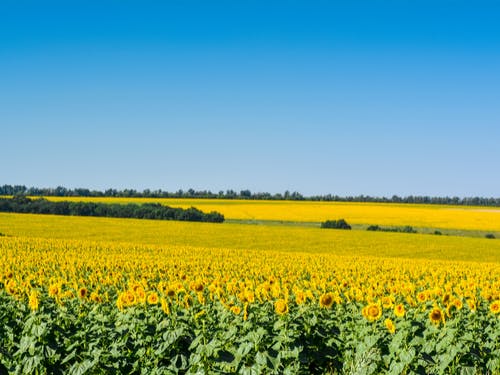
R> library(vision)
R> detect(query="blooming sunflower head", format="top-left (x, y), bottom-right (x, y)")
top-left (78, 287), bottom-right (88, 299)
top-left (6, 280), bottom-right (17, 295)
top-left (90, 292), bottom-right (102, 303)
top-left (382, 296), bottom-right (394, 309)
top-left (244, 290), bottom-right (255, 304)
top-left (191, 281), bottom-right (204, 293)
top-left (429, 307), bottom-right (445, 325)
top-left (295, 291), bottom-right (306, 305)
top-left (384, 318), bottom-right (396, 334)
top-left (452, 298), bottom-right (463, 310)
top-left (231, 305), bottom-right (241, 315)
top-left (319, 293), bottom-right (334, 309)
top-left (363, 303), bottom-right (382, 322)
top-left (394, 303), bottom-right (405, 318)
top-left (147, 292), bottom-right (159, 305)
top-left (274, 299), bottom-right (289, 315)
top-left (48, 283), bottom-right (60, 298)
top-left (166, 286), bottom-right (177, 298)
top-left (490, 300), bottom-right (500, 314)
top-left (124, 290), bottom-right (136, 306)
top-left (416, 291), bottom-right (427, 303)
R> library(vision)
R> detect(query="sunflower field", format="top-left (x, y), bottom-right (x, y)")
top-left (1, 234), bottom-right (500, 374)
top-left (39, 196), bottom-right (500, 233)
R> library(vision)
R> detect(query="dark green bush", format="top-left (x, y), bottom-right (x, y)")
top-left (320, 219), bottom-right (351, 230)
top-left (0, 197), bottom-right (224, 223)
top-left (485, 234), bottom-right (496, 239)
top-left (366, 224), bottom-right (417, 234)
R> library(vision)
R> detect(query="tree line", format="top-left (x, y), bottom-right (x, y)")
top-left (0, 196), bottom-right (224, 223)
top-left (1, 184), bottom-right (499, 207)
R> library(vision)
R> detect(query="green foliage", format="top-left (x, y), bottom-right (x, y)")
top-left (0, 196), bottom-right (224, 223)
top-left (2, 184), bottom-right (500, 206)
top-left (367, 225), bottom-right (417, 234)
top-left (320, 219), bottom-right (352, 230)
top-left (2, 294), bottom-right (500, 373)
top-left (485, 234), bottom-right (495, 239)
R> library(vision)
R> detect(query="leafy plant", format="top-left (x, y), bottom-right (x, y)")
top-left (320, 219), bottom-right (351, 230)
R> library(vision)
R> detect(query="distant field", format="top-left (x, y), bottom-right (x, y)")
top-left (2, 200), bottom-right (500, 372)
top-left (2, 211), bottom-right (500, 372)
top-left (1, 212), bottom-right (500, 262)
top-left (29, 196), bottom-right (500, 232)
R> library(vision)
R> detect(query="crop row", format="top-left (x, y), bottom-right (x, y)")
top-left (1, 237), bottom-right (499, 373)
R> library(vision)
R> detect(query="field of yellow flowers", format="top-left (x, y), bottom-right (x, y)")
top-left (1, 201), bottom-right (500, 373)
top-left (40, 196), bottom-right (500, 233)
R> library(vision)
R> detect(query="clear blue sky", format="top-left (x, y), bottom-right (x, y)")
top-left (1, 1), bottom-right (499, 197)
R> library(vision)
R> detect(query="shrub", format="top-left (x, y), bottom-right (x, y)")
top-left (485, 234), bottom-right (496, 239)
top-left (321, 219), bottom-right (351, 230)
top-left (433, 230), bottom-right (442, 235)
top-left (366, 225), bottom-right (417, 234)
top-left (0, 197), bottom-right (224, 223)
top-left (401, 226), bottom-right (417, 233)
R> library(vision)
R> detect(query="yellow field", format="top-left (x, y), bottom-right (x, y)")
top-left (33, 196), bottom-right (500, 232)
top-left (2, 236), bottom-right (499, 305)
top-left (2, 202), bottom-right (500, 371)
top-left (1, 212), bottom-right (500, 262)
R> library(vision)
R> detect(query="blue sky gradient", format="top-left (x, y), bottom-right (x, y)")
top-left (1, 1), bottom-right (499, 196)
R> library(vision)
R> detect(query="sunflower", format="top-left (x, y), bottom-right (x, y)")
top-left (78, 287), bottom-right (88, 299)
top-left (48, 283), bottom-right (60, 297)
top-left (295, 290), bottom-right (306, 305)
top-left (384, 318), bottom-right (396, 334)
top-left (244, 290), bottom-right (255, 304)
top-left (28, 289), bottom-right (40, 311)
top-left (191, 281), bottom-right (204, 293)
top-left (147, 292), bottom-right (159, 305)
top-left (124, 290), bottom-right (136, 306)
top-left (416, 291), bottom-right (427, 304)
top-left (382, 296), bottom-right (394, 309)
top-left (231, 305), bottom-right (241, 315)
top-left (452, 298), bottom-right (463, 310)
top-left (184, 294), bottom-right (193, 309)
top-left (394, 303), bottom-right (405, 318)
top-left (363, 303), bottom-right (382, 322)
top-left (6, 280), bottom-right (17, 296)
top-left (196, 292), bottom-right (206, 304)
top-left (319, 293), bottom-right (334, 309)
top-left (429, 307), bottom-right (445, 325)
top-left (166, 286), bottom-right (176, 298)
top-left (274, 299), bottom-right (289, 315)
top-left (90, 292), bottom-right (102, 303)
top-left (116, 292), bottom-right (128, 310)
top-left (136, 289), bottom-right (146, 303)
top-left (466, 298), bottom-right (477, 312)
top-left (161, 298), bottom-right (170, 315)
top-left (243, 303), bottom-right (249, 321)
top-left (490, 300), bottom-right (500, 314)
